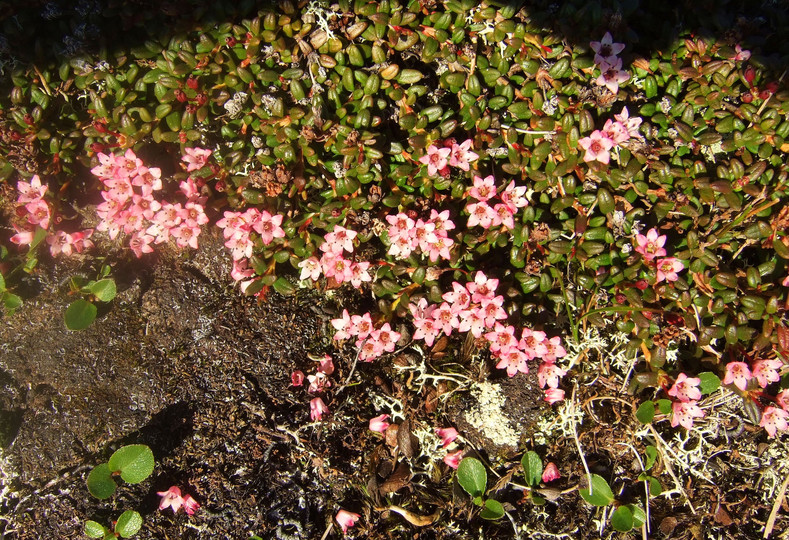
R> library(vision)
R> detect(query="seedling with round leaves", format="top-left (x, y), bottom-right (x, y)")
top-left (84, 510), bottom-right (143, 539)
top-left (65, 265), bottom-right (117, 331)
top-left (456, 457), bottom-right (505, 520)
top-left (579, 473), bottom-right (648, 533)
top-left (86, 444), bottom-right (155, 499)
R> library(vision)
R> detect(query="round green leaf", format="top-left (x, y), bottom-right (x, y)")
top-left (480, 498), bottom-right (505, 520)
top-left (644, 445), bottom-right (658, 470)
top-left (457, 457), bottom-right (487, 498)
top-left (636, 401), bottom-right (656, 424)
top-left (84, 520), bottom-right (108, 538)
top-left (521, 451), bottom-right (543, 486)
top-left (3, 291), bottom-right (22, 311)
top-left (611, 505), bottom-right (634, 532)
top-left (272, 277), bottom-right (295, 295)
top-left (630, 504), bottom-right (647, 527)
top-left (579, 474), bottom-right (614, 506)
top-left (115, 510), bottom-right (142, 538)
top-left (656, 399), bottom-right (673, 415)
top-left (108, 445), bottom-right (155, 484)
top-left (697, 372), bottom-right (721, 394)
top-left (87, 463), bottom-right (117, 499)
top-left (65, 299), bottom-right (97, 330)
top-left (88, 279), bottom-right (117, 302)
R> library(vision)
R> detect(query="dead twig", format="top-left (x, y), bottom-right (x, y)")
top-left (763, 469), bottom-right (789, 539)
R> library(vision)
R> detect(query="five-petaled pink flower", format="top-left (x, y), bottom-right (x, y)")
top-left (544, 388), bottom-right (565, 404)
top-left (449, 139), bottom-right (479, 171)
top-left (655, 257), bottom-right (684, 283)
top-left (182, 147), bottom-right (213, 172)
top-left (667, 373), bottom-right (702, 402)
top-left (578, 130), bottom-right (614, 164)
top-left (595, 57), bottom-right (630, 95)
top-left (157, 486), bottom-right (200, 515)
top-left (335, 509), bottom-right (360, 534)
top-left (760, 406), bottom-right (788, 438)
top-left (722, 362), bottom-right (752, 391)
top-left (671, 401), bottom-right (705, 429)
top-left (590, 32), bottom-right (625, 64)
top-left (419, 144), bottom-right (451, 176)
top-left (752, 359), bottom-right (782, 388)
top-left (634, 228), bottom-right (667, 261)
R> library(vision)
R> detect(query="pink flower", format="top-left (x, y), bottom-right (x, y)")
top-left (349, 262), bottom-right (371, 288)
top-left (722, 362), bottom-right (752, 391)
top-left (590, 32), bottom-right (625, 65)
top-left (317, 355), bottom-right (335, 375)
top-left (335, 509), bottom-right (360, 533)
top-left (129, 232), bottom-right (155, 258)
top-left (777, 389), bottom-right (789, 412)
top-left (519, 328), bottom-right (548, 360)
top-left (670, 400), bottom-right (705, 429)
top-left (369, 414), bottom-right (390, 433)
top-left (614, 107), bottom-right (642, 139)
top-left (443, 450), bottom-right (463, 469)
top-left (783, 275), bottom-right (789, 287)
top-left (252, 211), bottom-right (285, 245)
top-left (501, 180), bottom-right (529, 212)
top-left (466, 271), bottom-right (498, 304)
top-left (298, 257), bottom-right (322, 281)
top-left (310, 397), bottom-right (329, 421)
top-left (466, 201), bottom-right (497, 229)
top-left (307, 372), bottom-right (331, 393)
top-left (732, 44), bottom-right (751, 62)
top-left (485, 323), bottom-right (518, 355)
top-left (182, 147), bottom-right (212, 172)
top-left (537, 362), bottom-right (567, 389)
top-left (469, 175), bottom-right (497, 202)
top-left (419, 144), bottom-right (451, 176)
top-left (24, 199), bottom-right (51, 229)
top-left (291, 370), bottom-right (305, 386)
top-left (544, 388), bottom-right (565, 404)
top-left (182, 494), bottom-right (200, 515)
top-left (449, 139), bottom-right (478, 171)
top-left (426, 235), bottom-right (454, 262)
top-left (10, 224), bottom-right (35, 247)
top-left (752, 359), bottom-right (782, 388)
top-left (350, 313), bottom-right (374, 343)
top-left (435, 427), bottom-right (459, 448)
top-left (578, 130), bottom-right (614, 164)
top-left (602, 119), bottom-right (629, 144)
top-left (359, 337), bottom-right (385, 361)
top-left (656, 257), bottom-right (684, 283)
top-left (331, 309), bottom-right (352, 341)
top-left (432, 302), bottom-right (459, 336)
top-left (759, 406), bottom-right (788, 438)
top-left (542, 462), bottom-right (561, 483)
top-left (322, 226), bottom-right (357, 255)
top-left (496, 348), bottom-right (529, 377)
top-left (371, 322), bottom-right (400, 353)
top-left (17, 175), bottom-right (47, 203)
top-left (634, 228), bottom-right (667, 261)
top-left (157, 486), bottom-right (184, 513)
top-left (667, 373), bottom-right (702, 402)
top-left (595, 57), bottom-right (630, 94)
top-left (542, 336), bottom-right (567, 362)
top-left (413, 313), bottom-right (442, 346)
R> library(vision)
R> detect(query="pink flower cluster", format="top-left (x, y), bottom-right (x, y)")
top-left (667, 373), bottom-right (705, 429)
top-left (385, 210), bottom-right (455, 262)
top-left (418, 139), bottom-right (479, 176)
top-left (157, 486), bottom-right (200, 515)
top-left (216, 208), bottom-right (285, 291)
top-left (331, 310), bottom-right (401, 361)
top-left (10, 175), bottom-right (95, 256)
top-left (465, 176), bottom-right (529, 231)
top-left (292, 355), bottom-right (335, 421)
top-left (91, 148), bottom-right (209, 257)
top-left (633, 227), bottom-right (685, 283)
top-left (722, 360), bottom-right (787, 437)
top-left (297, 226), bottom-right (371, 288)
top-left (590, 32), bottom-right (629, 95)
top-left (578, 107), bottom-right (642, 164)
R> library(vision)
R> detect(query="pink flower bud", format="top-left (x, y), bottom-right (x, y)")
top-left (291, 370), bottom-right (305, 386)
top-left (544, 388), bottom-right (565, 404)
top-left (310, 397), bottom-right (329, 421)
top-left (335, 509), bottom-right (360, 533)
top-left (542, 462), bottom-right (561, 483)
top-left (443, 450), bottom-right (463, 469)
top-left (368, 414), bottom-right (390, 433)
top-left (435, 427), bottom-right (459, 448)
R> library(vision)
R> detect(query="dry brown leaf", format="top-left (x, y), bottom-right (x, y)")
top-left (379, 461), bottom-right (411, 494)
top-left (398, 418), bottom-right (419, 458)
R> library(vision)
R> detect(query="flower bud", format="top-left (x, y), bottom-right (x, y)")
top-left (744, 66), bottom-right (756, 85)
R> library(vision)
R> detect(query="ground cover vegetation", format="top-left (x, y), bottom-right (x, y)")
top-left (1, 0), bottom-right (789, 538)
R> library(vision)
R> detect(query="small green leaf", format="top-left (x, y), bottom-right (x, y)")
top-left (108, 445), bottom-right (155, 484)
top-left (87, 463), bottom-right (117, 499)
top-left (648, 476), bottom-right (662, 496)
top-left (84, 520), bottom-right (109, 538)
top-left (30, 227), bottom-right (48, 250)
top-left (521, 451), bottom-right (543, 486)
top-left (65, 299), bottom-right (97, 330)
top-left (0, 272), bottom-right (5, 290)
top-left (457, 457), bottom-right (487, 498)
top-left (644, 445), bottom-right (658, 470)
top-left (636, 401), bottom-right (655, 424)
top-left (480, 498), bottom-right (505, 520)
top-left (656, 399), bottom-right (672, 415)
top-left (631, 504), bottom-right (647, 527)
top-left (579, 474), bottom-right (614, 506)
top-left (611, 505), bottom-right (634, 532)
top-left (115, 510), bottom-right (142, 538)
top-left (272, 277), bottom-right (295, 295)
top-left (3, 292), bottom-right (22, 311)
top-left (88, 279), bottom-right (117, 302)
top-left (698, 372), bottom-right (721, 394)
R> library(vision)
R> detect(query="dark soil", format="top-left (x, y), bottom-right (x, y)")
top-left (0, 232), bottom-right (786, 539)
